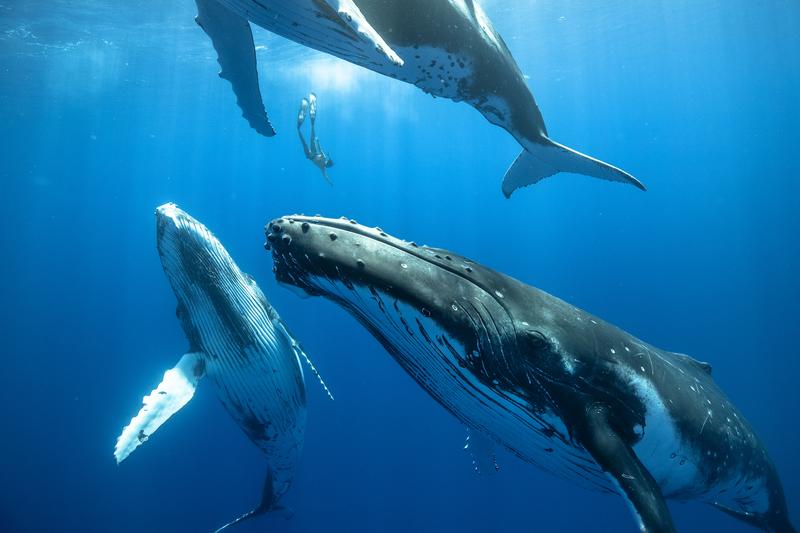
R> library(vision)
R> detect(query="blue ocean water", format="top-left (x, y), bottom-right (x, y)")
top-left (1, 1), bottom-right (798, 531)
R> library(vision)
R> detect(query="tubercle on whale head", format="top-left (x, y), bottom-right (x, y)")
top-left (264, 215), bottom-right (564, 386)
top-left (264, 214), bottom-right (479, 309)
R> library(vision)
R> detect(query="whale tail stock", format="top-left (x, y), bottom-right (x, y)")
top-left (501, 137), bottom-right (646, 197)
top-left (214, 467), bottom-right (293, 533)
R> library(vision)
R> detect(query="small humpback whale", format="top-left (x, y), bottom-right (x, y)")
top-left (192, 0), bottom-right (643, 195)
top-left (115, 204), bottom-right (331, 532)
top-left (265, 215), bottom-right (795, 533)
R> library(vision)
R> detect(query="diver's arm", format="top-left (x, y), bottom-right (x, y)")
top-left (320, 165), bottom-right (333, 186)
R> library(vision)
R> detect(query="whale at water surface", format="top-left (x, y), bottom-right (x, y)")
top-left (192, 0), bottom-right (644, 196)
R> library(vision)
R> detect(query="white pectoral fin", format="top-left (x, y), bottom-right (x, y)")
top-left (114, 353), bottom-right (206, 464)
top-left (464, 427), bottom-right (499, 476)
top-left (194, 0), bottom-right (275, 137)
top-left (322, 0), bottom-right (404, 66)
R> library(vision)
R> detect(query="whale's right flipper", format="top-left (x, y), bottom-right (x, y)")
top-left (195, 0), bottom-right (275, 137)
top-left (114, 352), bottom-right (206, 463)
top-left (579, 404), bottom-right (676, 533)
top-left (502, 139), bottom-right (645, 197)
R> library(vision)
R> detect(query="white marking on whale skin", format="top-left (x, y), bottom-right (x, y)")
top-left (619, 366), bottom-right (703, 499)
top-left (301, 272), bottom-right (614, 492)
top-left (621, 361), bottom-right (772, 514)
top-left (385, 45), bottom-right (475, 101)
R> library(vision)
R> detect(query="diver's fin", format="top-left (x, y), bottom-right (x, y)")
top-left (272, 316), bottom-right (335, 401)
top-left (464, 427), bottom-right (499, 476)
top-left (114, 352), bottom-right (206, 463)
top-left (503, 139), bottom-right (645, 197)
top-left (321, 0), bottom-right (404, 66)
top-left (578, 404), bottom-right (676, 533)
top-left (195, 0), bottom-right (275, 137)
top-left (214, 467), bottom-right (282, 533)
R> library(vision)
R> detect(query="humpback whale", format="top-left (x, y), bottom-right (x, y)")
top-left (265, 215), bottom-right (795, 532)
top-left (115, 204), bottom-right (331, 532)
top-left (192, 0), bottom-right (644, 195)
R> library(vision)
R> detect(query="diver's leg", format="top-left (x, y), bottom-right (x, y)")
top-left (298, 130), bottom-right (312, 159)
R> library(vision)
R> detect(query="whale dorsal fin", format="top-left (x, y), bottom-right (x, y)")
top-left (114, 352), bottom-right (206, 463)
top-left (672, 351), bottom-right (712, 375)
top-left (194, 0), bottom-right (275, 137)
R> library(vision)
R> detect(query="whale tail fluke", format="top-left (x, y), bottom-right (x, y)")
top-left (214, 467), bottom-right (289, 533)
top-left (502, 138), bottom-right (645, 197)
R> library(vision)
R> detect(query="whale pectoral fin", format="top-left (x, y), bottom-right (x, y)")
top-left (320, 0), bottom-right (404, 66)
top-left (464, 427), bottom-right (499, 475)
top-left (114, 352), bottom-right (206, 464)
top-left (503, 140), bottom-right (645, 197)
top-left (195, 0), bottom-right (275, 137)
top-left (579, 404), bottom-right (676, 533)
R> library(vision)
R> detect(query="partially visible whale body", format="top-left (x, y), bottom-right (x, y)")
top-left (115, 204), bottom-right (330, 532)
top-left (192, 0), bottom-right (644, 196)
top-left (266, 215), bottom-right (795, 533)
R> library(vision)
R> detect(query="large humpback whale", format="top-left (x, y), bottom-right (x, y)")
top-left (192, 0), bottom-right (643, 195)
top-left (265, 215), bottom-right (795, 532)
top-left (115, 204), bottom-right (331, 532)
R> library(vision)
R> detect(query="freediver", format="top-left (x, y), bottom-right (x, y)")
top-left (297, 93), bottom-right (333, 184)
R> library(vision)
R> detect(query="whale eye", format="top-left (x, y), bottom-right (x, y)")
top-left (523, 330), bottom-right (549, 351)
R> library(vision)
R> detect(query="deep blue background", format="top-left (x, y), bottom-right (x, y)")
top-left (1, 1), bottom-right (798, 531)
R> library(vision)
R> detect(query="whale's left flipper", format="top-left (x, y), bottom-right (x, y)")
top-left (114, 352), bottom-right (206, 463)
top-left (195, 0), bottom-right (275, 137)
top-left (502, 139), bottom-right (645, 197)
top-left (579, 404), bottom-right (676, 533)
